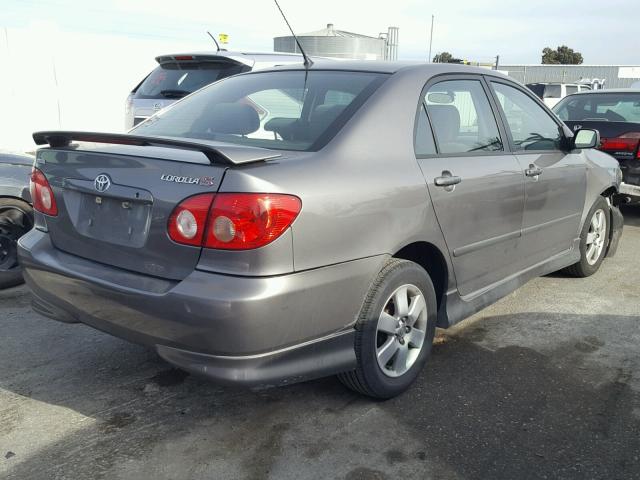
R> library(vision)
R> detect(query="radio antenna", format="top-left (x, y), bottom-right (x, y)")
top-left (206, 31), bottom-right (221, 52)
top-left (273, 0), bottom-right (313, 68)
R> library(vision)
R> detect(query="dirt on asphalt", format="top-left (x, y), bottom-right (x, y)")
top-left (1, 207), bottom-right (639, 480)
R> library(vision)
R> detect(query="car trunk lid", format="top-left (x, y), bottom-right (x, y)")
top-left (33, 133), bottom-right (281, 280)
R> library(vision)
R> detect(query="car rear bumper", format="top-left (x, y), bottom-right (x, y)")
top-left (619, 182), bottom-right (640, 201)
top-left (18, 230), bottom-right (386, 385)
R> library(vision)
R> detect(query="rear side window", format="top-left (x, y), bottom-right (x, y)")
top-left (492, 82), bottom-right (562, 151)
top-left (415, 104), bottom-right (436, 155)
top-left (134, 62), bottom-right (249, 99)
top-left (133, 70), bottom-right (388, 152)
top-left (565, 85), bottom-right (579, 95)
top-left (543, 85), bottom-right (561, 98)
top-left (423, 79), bottom-right (503, 154)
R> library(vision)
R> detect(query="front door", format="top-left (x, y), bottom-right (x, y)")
top-left (488, 81), bottom-right (587, 267)
top-left (415, 77), bottom-right (525, 298)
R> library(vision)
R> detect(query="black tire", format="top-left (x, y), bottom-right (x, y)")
top-left (564, 196), bottom-right (610, 278)
top-left (338, 259), bottom-right (437, 399)
top-left (0, 198), bottom-right (34, 289)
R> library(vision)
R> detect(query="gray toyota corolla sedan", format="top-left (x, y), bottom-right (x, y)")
top-left (18, 62), bottom-right (624, 398)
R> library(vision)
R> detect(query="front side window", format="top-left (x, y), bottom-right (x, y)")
top-left (492, 82), bottom-right (563, 151)
top-left (565, 85), bottom-right (579, 95)
top-left (133, 70), bottom-right (387, 152)
top-left (423, 80), bottom-right (503, 154)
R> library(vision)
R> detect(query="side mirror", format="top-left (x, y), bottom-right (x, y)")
top-left (573, 129), bottom-right (600, 149)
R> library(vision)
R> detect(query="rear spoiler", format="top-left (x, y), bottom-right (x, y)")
top-left (32, 131), bottom-right (281, 166)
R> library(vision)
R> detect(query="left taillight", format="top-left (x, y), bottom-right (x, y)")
top-left (29, 168), bottom-right (58, 216)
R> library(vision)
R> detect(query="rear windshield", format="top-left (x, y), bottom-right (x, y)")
top-left (134, 61), bottom-right (249, 99)
top-left (554, 93), bottom-right (640, 123)
top-left (132, 70), bottom-right (388, 151)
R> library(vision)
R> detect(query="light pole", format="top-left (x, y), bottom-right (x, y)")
top-left (428, 15), bottom-right (434, 62)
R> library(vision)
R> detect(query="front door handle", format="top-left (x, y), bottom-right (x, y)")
top-left (434, 172), bottom-right (462, 188)
top-left (525, 165), bottom-right (543, 177)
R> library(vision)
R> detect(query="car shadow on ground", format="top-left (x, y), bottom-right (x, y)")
top-left (621, 205), bottom-right (640, 227)
top-left (1, 308), bottom-right (639, 480)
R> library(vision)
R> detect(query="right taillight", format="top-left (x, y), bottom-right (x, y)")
top-left (167, 193), bottom-right (301, 250)
top-left (29, 168), bottom-right (58, 216)
top-left (600, 132), bottom-right (640, 156)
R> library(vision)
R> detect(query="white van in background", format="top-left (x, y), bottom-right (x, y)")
top-left (526, 82), bottom-right (592, 108)
top-left (125, 51), bottom-right (305, 130)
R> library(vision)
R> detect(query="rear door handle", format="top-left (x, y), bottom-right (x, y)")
top-left (525, 165), bottom-right (543, 177)
top-left (434, 173), bottom-right (462, 188)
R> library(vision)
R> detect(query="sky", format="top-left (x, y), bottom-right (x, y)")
top-left (1, 0), bottom-right (639, 152)
top-left (4, 0), bottom-right (639, 64)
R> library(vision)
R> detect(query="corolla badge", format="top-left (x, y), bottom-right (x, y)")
top-left (160, 174), bottom-right (215, 186)
top-left (94, 174), bottom-right (112, 193)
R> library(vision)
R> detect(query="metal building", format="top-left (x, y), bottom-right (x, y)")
top-left (274, 24), bottom-right (399, 61)
top-left (499, 65), bottom-right (640, 89)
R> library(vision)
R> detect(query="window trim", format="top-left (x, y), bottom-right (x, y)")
top-left (413, 73), bottom-right (512, 159)
top-left (485, 78), bottom-right (570, 154)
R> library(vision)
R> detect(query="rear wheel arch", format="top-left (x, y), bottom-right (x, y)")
top-left (392, 241), bottom-right (449, 316)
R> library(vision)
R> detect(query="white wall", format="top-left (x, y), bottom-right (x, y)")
top-left (0, 22), bottom-right (209, 153)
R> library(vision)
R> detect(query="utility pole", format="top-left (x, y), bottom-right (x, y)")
top-left (495, 55), bottom-right (500, 70)
top-left (428, 15), bottom-right (434, 62)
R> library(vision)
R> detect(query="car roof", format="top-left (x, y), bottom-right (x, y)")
top-left (255, 59), bottom-right (512, 78)
top-left (526, 82), bottom-right (586, 86)
top-left (566, 88), bottom-right (640, 95)
top-left (156, 50), bottom-right (305, 67)
top-left (0, 151), bottom-right (34, 166)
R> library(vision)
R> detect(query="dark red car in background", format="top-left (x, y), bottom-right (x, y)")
top-left (554, 89), bottom-right (640, 202)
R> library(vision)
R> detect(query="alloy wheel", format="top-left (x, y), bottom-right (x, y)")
top-left (585, 208), bottom-right (606, 266)
top-left (375, 284), bottom-right (428, 378)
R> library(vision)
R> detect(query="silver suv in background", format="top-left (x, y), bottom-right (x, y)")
top-left (125, 51), bottom-right (305, 129)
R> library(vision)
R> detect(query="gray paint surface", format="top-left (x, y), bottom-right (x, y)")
top-left (1, 207), bottom-right (639, 479)
top-left (0, 153), bottom-right (34, 203)
top-left (18, 63), bottom-right (621, 385)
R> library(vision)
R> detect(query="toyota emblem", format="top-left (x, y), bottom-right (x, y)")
top-left (94, 174), bottom-right (111, 193)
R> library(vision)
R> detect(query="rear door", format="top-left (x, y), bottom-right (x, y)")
top-left (415, 75), bottom-right (525, 297)
top-left (37, 146), bottom-right (226, 280)
top-left (488, 80), bottom-right (586, 266)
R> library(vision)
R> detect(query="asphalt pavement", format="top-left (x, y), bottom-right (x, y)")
top-left (1, 207), bottom-right (639, 480)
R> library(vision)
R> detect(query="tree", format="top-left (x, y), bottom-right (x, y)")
top-left (433, 51), bottom-right (463, 63)
top-left (541, 46), bottom-right (583, 65)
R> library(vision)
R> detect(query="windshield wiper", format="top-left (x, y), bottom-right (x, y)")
top-left (159, 89), bottom-right (191, 99)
